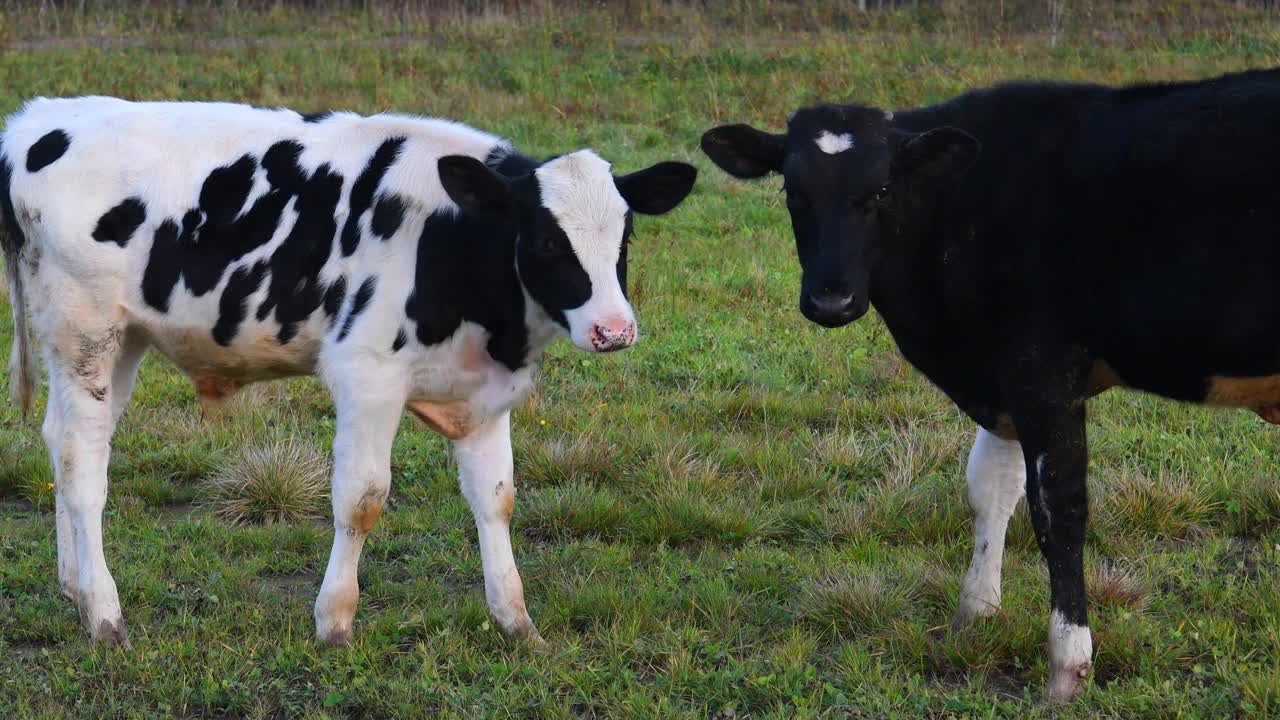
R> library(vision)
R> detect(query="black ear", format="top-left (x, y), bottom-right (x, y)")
top-left (700, 124), bottom-right (786, 179)
top-left (615, 161), bottom-right (698, 215)
top-left (895, 127), bottom-right (980, 182)
top-left (438, 155), bottom-right (512, 213)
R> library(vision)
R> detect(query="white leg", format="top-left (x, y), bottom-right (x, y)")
top-left (952, 426), bottom-right (1026, 628)
top-left (43, 331), bottom-right (129, 645)
top-left (313, 369), bottom-right (407, 647)
top-left (107, 331), bottom-right (147, 433)
top-left (454, 411), bottom-right (541, 642)
top-left (47, 397), bottom-right (77, 604)
top-left (53, 331), bottom-right (145, 607)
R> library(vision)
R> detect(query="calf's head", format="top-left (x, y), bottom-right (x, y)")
top-left (439, 150), bottom-right (696, 351)
top-left (701, 105), bottom-right (978, 327)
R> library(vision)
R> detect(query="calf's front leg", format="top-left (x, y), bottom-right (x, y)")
top-left (453, 410), bottom-right (541, 642)
top-left (314, 372), bottom-right (407, 647)
top-left (1015, 400), bottom-right (1092, 703)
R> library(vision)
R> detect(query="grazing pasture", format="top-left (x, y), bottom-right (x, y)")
top-left (3, 5), bottom-right (1280, 717)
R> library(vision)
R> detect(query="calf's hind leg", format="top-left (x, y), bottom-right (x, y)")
top-left (454, 411), bottom-right (541, 642)
top-left (52, 329), bottom-right (147, 608)
top-left (314, 370), bottom-right (407, 647)
top-left (43, 324), bottom-right (133, 645)
top-left (952, 427), bottom-right (1025, 628)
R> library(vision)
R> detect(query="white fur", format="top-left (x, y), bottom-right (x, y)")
top-left (1046, 609), bottom-right (1093, 702)
top-left (534, 150), bottom-right (636, 350)
top-left (1034, 451), bottom-right (1053, 533)
top-left (815, 130), bottom-right (855, 155)
top-left (455, 411), bottom-right (539, 639)
top-left (953, 428), bottom-right (1025, 627)
top-left (0, 96), bottom-right (619, 646)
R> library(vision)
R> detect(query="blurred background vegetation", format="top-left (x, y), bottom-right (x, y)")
top-left (1, 0), bottom-right (1278, 43)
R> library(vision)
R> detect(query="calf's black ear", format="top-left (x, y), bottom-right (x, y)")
top-left (700, 124), bottom-right (786, 179)
top-left (439, 155), bottom-right (512, 213)
top-left (895, 127), bottom-right (981, 182)
top-left (616, 161), bottom-right (698, 215)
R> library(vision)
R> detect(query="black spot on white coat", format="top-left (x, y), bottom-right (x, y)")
top-left (141, 148), bottom-right (294, 311)
top-left (407, 210), bottom-right (530, 370)
top-left (341, 137), bottom-right (406, 256)
top-left (371, 194), bottom-right (405, 240)
top-left (142, 140), bottom-right (343, 346)
top-left (213, 261), bottom-right (270, 346)
top-left (26, 129), bottom-right (70, 172)
top-left (337, 277), bottom-right (376, 341)
top-left (258, 160), bottom-right (344, 344)
top-left (322, 275), bottom-right (347, 324)
top-left (92, 198), bottom-right (146, 248)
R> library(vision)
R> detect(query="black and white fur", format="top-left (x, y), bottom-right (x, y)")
top-left (0, 96), bottom-right (696, 647)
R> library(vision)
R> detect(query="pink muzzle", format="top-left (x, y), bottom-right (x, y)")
top-left (588, 318), bottom-right (636, 352)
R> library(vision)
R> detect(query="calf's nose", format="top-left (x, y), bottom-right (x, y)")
top-left (806, 291), bottom-right (855, 315)
top-left (588, 318), bottom-right (636, 352)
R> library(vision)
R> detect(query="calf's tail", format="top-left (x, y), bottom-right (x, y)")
top-left (0, 143), bottom-right (36, 415)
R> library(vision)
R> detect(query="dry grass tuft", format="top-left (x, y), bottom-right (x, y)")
top-left (1094, 468), bottom-right (1219, 542)
top-left (518, 432), bottom-right (618, 487)
top-left (1087, 562), bottom-right (1149, 611)
top-left (1231, 476), bottom-right (1280, 536)
top-left (650, 443), bottom-right (731, 498)
top-left (199, 439), bottom-right (330, 526)
top-left (795, 571), bottom-right (915, 637)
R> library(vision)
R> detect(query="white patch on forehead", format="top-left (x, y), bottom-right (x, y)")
top-left (534, 150), bottom-right (628, 272)
top-left (815, 130), bottom-right (854, 155)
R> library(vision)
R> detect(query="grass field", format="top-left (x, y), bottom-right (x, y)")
top-left (3, 5), bottom-right (1280, 718)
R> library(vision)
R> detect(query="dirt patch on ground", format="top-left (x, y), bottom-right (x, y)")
top-left (155, 502), bottom-right (199, 523)
top-left (10, 641), bottom-right (53, 661)
top-left (258, 573), bottom-right (317, 601)
top-left (0, 499), bottom-right (39, 525)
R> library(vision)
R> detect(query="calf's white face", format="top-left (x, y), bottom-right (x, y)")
top-left (535, 152), bottom-right (636, 352)
top-left (438, 149), bottom-right (697, 354)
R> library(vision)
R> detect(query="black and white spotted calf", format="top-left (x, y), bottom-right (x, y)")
top-left (702, 68), bottom-right (1280, 702)
top-left (0, 96), bottom-right (696, 647)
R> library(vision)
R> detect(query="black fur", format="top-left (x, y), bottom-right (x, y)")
top-left (341, 137), bottom-right (405, 256)
top-left (26, 129), bottom-right (70, 172)
top-left (141, 147), bottom-right (295, 310)
top-left (322, 275), bottom-right (347, 323)
top-left (371, 194), bottom-right (405, 240)
top-left (142, 139), bottom-right (344, 347)
top-left (337, 276), bottom-right (376, 342)
top-left (92, 198), bottom-right (147, 248)
top-left (0, 149), bottom-right (25, 252)
top-left (407, 209), bottom-right (530, 369)
top-left (260, 161), bottom-right (343, 344)
top-left (301, 111), bottom-right (332, 124)
top-left (141, 219), bottom-right (182, 312)
top-left (392, 327), bottom-right (408, 352)
top-left (212, 261), bottom-right (269, 346)
top-left (702, 67), bottom-right (1280, 658)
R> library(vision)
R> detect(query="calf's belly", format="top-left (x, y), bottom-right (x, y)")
top-left (142, 321), bottom-right (321, 404)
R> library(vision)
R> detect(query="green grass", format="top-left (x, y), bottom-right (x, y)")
top-left (3, 7), bottom-right (1280, 718)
